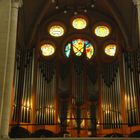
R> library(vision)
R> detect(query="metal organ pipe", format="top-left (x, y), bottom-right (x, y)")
top-left (135, 52), bottom-right (140, 123)
top-left (12, 48), bottom-right (34, 123)
top-left (35, 60), bottom-right (55, 125)
top-left (111, 64), bottom-right (114, 128)
top-left (123, 52), bottom-right (129, 124)
top-left (123, 50), bottom-right (140, 126)
top-left (13, 50), bottom-right (20, 121)
top-left (118, 67), bottom-right (122, 127)
top-left (110, 83), bottom-right (113, 128)
top-left (101, 61), bottom-right (122, 129)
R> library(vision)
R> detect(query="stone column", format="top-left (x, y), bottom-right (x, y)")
top-left (133, 0), bottom-right (140, 44)
top-left (0, 0), bottom-right (22, 138)
top-left (0, 0), bottom-right (11, 129)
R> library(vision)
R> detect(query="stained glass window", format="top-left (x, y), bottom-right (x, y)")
top-left (41, 44), bottom-right (55, 56)
top-left (65, 43), bottom-right (71, 58)
top-left (72, 18), bottom-right (87, 30)
top-left (104, 44), bottom-right (116, 56)
top-left (64, 39), bottom-right (94, 59)
top-left (72, 39), bottom-right (84, 56)
top-left (85, 42), bottom-right (94, 59)
top-left (49, 25), bottom-right (65, 37)
top-left (94, 25), bottom-right (110, 37)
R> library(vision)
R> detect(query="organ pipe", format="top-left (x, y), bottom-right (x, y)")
top-left (13, 48), bottom-right (34, 123)
top-left (35, 60), bottom-right (55, 125)
top-left (101, 61), bottom-right (122, 129)
top-left (123, 49), bottom-right (140, 126)
top-left (72, 62), bottom-right (84, 105)
top-left (72, 62), bottom-right (84, 135)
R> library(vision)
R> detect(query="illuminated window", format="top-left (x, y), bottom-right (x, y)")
top-left (49, 25), bottom-right (65, 37)
top-left (104, 44), bottom-right (116, 56)
top-left (72, 17), bottom-right (87, 30)
top-left (41, 44), bottom-right (55, 56)
top-left (94, 25), bottom-right (110, 37)
top-left (72, 39), bottom-right (84, 56)
top-left (65, 43), bottom-right (71, 58)
top-left (85, 42), bottom-right (94, 59)
top-left (64, 39), bottom-right (94, 59)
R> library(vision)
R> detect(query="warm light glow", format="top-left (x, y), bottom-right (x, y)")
top-left (104, 44), bottom-right (116, 56)
top-left (97, 120), bottom-right (100, 129)
top-left (105, 110), bottom-right (110, 114)
top-left (58, 117), bottom-right (61, 123)
top-left (94, 25), bottom-right (110, 37)
top-left (72, 17), bottom-right (87, 30)
top-left (81, 119), bottom-right (85, 128)
top-left (49, 25), bottom-right (65, 37)
top-left (22, 100), bottom-right (31, 110)
top-left (85, 42), bottom-right (94, 59)
top-left (72, 39), bottom-right (84, 56)
top-left (41, 44), bottom-right (55, 56)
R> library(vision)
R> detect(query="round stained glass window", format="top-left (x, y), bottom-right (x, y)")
top-left (94, 25), bottom-right (110, 37)
top-left (41, 44), bottom-right (55, 56)
top-left (72, 17), bottom-right (87, 30)
top-left (104, 44), bottom-right (116, 56)
top-left (49, 25), bottom-right (65, 37)
top-left (64, 39), bottom-right (94, 59)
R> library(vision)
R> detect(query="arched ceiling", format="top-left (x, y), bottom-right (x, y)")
top-left (20, 0), bottom-right (137, 49)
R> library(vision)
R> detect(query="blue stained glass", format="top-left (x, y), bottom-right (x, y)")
top-left (65, 43), bottom-right (71, 58)
top-left (84, 40), bottom-right (89, 45)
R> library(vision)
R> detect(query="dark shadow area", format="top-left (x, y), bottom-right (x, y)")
top-left (9, 126), bottom-right (31, 138)
top-left (104, 133), bottom-right (124, 137)
top-left (129, 130), bottom-right (140, 137)
top-left (31, 129), bottom-right (55, 137)
top-left (56, 131), bottom-right (70, 137)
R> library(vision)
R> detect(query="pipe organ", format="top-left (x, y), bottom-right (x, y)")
top-left (11, 46), bottom-right (140, 136)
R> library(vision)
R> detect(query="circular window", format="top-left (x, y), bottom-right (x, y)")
top-left (94, 23), bottom-right (111, 37)
top-left (40, 43), bottom-right (55, 56)
top-left (72, 17), bottom-right (87, 30)
top-left (48, 23), bottom-right (65, 37)
top-left (104, 44), bottom-right (117, 56)
top-left (64, 39), bottom-right (94, 59)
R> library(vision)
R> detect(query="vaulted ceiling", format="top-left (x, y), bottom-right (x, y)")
top-left (18, 0), bottom-right (138, 49)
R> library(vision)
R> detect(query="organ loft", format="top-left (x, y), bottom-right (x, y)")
top-left (0, 0), bottom-right (140, 139)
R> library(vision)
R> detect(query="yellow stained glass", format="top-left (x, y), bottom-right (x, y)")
top-left (41, 44), bottom-right (55, 56)
top-left (95, 25), bottom-right (110, 37)
top-left (72, 18), bottom-right (87, 30)
top-left (104, 44), bottom-right (116, 56)
top-left (85, 43), bottom-right (94, 59)
top-left (49, 25), bottom-right (64, 37)
top-left (72, 39), bottom-right (84, 56)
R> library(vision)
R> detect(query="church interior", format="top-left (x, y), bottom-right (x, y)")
top-left (0, 0), bottom-right (140, 139)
